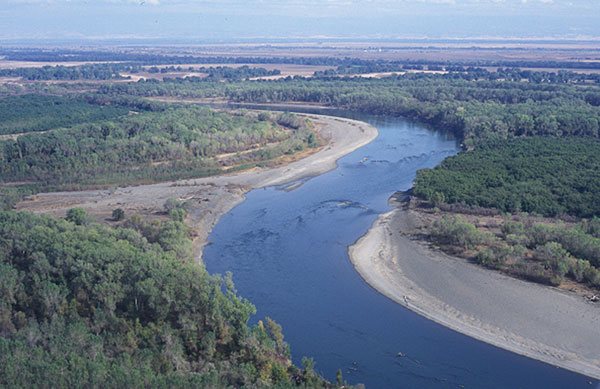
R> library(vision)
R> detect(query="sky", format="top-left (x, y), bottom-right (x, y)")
top-left (0, 0), bottom-right (598, 42)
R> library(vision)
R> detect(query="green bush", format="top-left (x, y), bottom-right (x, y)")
top-left (431, 215), bottom-right (493, 249)
top-left (112, 208), bottom-right (125, 221)
top-left (66, 207), bottom-right (90, 225)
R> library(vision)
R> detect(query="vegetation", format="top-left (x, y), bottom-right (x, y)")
top-left (0, 64), bottom-right (281, 81)
top-left (0, 94), bottom-right (129, 135)
top-left (0, 209), bottom-right (342, 387)
top-left (163, 198), bottom-right (191, 223)
top-left (0, 64), bottom-right (140, 81)
top-left (111, 208), bottom-right (125, 221)
top-left (4, 48), bottom-right (600, 71)
top-left (0, 106), bottom-right (317, 207)
top-left (102, 73), bottom-right (600, 147)
top-left (0, 50), bottom-right (355, 65)
top-left (315, 64), bottom-right (600, 84)
top-left (414, 137), bottom-right (600, 218)
top-left (9, 49), bottom-right (600, 385)
top-left (3, 53), bottom-right (600, 315)
top-left (429, 214), bottom-right (600, 288)
top-left (159, 65), bottom-right (281, 81)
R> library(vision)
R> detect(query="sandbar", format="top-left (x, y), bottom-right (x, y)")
top-left (348, 205), bottom-right (600, 379)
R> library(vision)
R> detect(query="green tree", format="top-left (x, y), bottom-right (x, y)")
top-left (112, 208), bottom-right (125, 221)
top-left (66, 207), bottom-right (90, 225)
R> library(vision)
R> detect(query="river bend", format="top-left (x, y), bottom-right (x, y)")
top-left (204, 108), bottom-right (594, 388)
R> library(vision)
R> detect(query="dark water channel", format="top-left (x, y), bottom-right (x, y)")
top-left (204, 107), bottom-right (596, 388)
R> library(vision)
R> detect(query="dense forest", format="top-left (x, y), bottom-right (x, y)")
top-left (413, 137), bottom-right (600, 218)
top-left (0, 209), bottom-right (343, 387)
top-left (0, 64), bottom-right (282, 81)
top-left (0, 64), bottom-right (140, 81)
top-left (101, 73), bottom-right (600, 147)
top-left (0, 105), bottom-right (317, 207)
top-left (0, 94), bottom-right (130, 135)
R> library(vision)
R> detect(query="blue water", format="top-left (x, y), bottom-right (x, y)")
top-left (204, 108), bottom-right (597, 388)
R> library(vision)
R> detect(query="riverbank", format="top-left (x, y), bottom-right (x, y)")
top-left (348, 203), bottom-right (600, 379)
top-left (18, 113), bottom-right (378, 258)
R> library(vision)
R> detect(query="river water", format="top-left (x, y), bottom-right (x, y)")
top-left (204, 107), bottom-right (596, 388)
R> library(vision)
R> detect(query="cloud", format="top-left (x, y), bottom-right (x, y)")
top-left (106, 0), bottom-right (161, 4)
top-left (2, 0), bottom-right (576, 5)
top-left (7, 0), bottom-right (160, 4)
top-left (416, 0), bottom-right (456, 3)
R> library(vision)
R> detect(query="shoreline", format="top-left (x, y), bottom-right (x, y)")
top-left (17, 113), bottom-right (378, 259)
top-left (190, 113), bottom-right (378, 257)
top-left (348, 205), bottom-right (600, 380)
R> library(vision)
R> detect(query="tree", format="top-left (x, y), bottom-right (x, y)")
top-left (112, 208), bottom-right (125, 221)
top-left (301, 357), bottom-right (315, 377)
top-left (66, 207), bottom-right (90, 225)
top-left (431, 191), bottom-right (446, 207)
top-left (169, 208), bottom-right (186, 222)
top-left (336, 369), bottom-right (344, 385)
top-left (265, 317), bottom-right (289, 357)
top-left (164, 198), bottom-right (182, 213)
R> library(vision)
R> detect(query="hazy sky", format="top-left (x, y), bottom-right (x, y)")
top-left (1, 0), bottom-right (598, 42)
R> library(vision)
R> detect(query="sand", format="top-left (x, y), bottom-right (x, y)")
top-left (17, 113), bottom-right (378, 259)
top-left (348, 206), bottom-right (600, 380)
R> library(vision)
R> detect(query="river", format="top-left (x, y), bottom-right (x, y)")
top-left (204, 107), bottom-right (596, 388)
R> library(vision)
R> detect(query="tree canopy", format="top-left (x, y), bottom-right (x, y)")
top-left (101, 73), bottom-right (600, 147)
top-left (0, 105), bottom-right (315, 207)
top-left (0, 94), bottom-right (129, 135)
top-left (0, 210), bottom-right (340, 387)
top-left (414, 137), bottom-right (600, 218)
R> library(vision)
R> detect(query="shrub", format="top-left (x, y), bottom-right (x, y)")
top-left (431, 215), bottom-right (493, 249)
top-left (66, 207), bottom-right (90, 225)
top-left (112, 208), bottom-right (125, 221)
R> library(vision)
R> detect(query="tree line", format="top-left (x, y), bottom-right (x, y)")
top-left (4, 48), bottom-right (600, 70)
top-left (0, 63), bottom-right (141, 81)
top-left (149, 65), bottom-right (281, 80)
top-left (0, 64), bottom-right (282, 81)
top-left (314, 65), bottom-right (600, 84)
